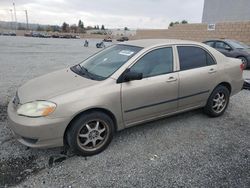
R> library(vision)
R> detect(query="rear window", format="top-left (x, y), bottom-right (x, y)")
top-left (177, 46), bottom-right (216, 71)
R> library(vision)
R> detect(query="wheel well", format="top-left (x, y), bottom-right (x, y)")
top-left (217, 82), bottom-right (231, 94)
top-left (236, 55), bottom-right (246, 59)
top-left (63, 108), bottom-right (117, 146)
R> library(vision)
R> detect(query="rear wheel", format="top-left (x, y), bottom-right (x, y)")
top-left (66, 112), bottom-right (115, 156)
top-left (204, 85), bottom-right (230, 117)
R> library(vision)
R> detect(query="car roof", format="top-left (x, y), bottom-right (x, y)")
top-left (204, 39), bottom-right (230, 42)
top-left (121, 39), bottom-right (202, 48)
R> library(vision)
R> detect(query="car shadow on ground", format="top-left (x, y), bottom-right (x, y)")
top-left (0, 104), bottom-right (204, 187)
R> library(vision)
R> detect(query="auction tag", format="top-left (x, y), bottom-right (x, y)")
top-left (119, 50), bottom-right (134, 56)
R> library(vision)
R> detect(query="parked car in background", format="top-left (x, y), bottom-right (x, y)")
top-left (117, 36), bottom-right (129, 42)
top-left (8, 39), bottom-right (244, 156)
top-left (2, 32), bottom-right (16, 36)
top-left (203, 39), bottom-right (250, 69)
top-left (24, 32), bottom-right (32, 37)
top-left (243, 79), bottom-right (250, 90)
top-left (103, 37), bottom-right (112, 42)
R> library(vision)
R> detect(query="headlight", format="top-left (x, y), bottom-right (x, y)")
top-left (17, 101), bottom-right (56, 117)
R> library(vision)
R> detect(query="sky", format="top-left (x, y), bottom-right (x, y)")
top-left (0, 0), bottom-right (204, 29)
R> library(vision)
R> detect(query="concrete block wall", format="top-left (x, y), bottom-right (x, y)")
top-left (135, 21), bottom-right (250, 44)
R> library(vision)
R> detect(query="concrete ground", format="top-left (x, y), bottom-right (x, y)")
top-left (0, 36), bottom-right (249, 188)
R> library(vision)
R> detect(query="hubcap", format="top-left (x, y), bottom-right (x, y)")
top-left (77, 120), bottom-right (108, 151)
top-left (212, 92), bottom-right (227, 113)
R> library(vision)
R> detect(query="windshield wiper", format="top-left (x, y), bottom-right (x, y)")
top-left (79, 65), bottom-right (95, 80)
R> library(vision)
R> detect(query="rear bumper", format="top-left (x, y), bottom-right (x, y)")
top-left (7, 101), bottom-right (71, 148)
top-left (231, 78), bottom-right (244, 96)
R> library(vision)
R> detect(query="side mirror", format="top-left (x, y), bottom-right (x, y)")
top-left (225, 46), bottom-right (232, 51)
top-left (124, 70), bottom-right (143, 82)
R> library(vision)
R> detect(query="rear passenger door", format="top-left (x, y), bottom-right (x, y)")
top-left (177, 45), bottom-right (218, 110)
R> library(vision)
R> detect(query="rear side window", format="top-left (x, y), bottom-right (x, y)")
top-left (177, 46), bottom-right (216, 71)
top-left (205, 41), bottom-right (214, 47)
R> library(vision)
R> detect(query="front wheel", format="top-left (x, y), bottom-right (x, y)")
top-left (204, 85), bottom-right (230, 117)
top-left (66, 112), bottom-right (115, 156)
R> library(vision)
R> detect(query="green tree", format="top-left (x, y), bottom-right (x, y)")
top-left (101, 25), bottom-right (105, 30)
top-left (181, 20), bottom-right (188, 24)
top-left (70, 24), bottom-right (77, 33)
top-left (169, 22), bottom-right (174, 27)
top-left (78, 20), bottom-right (84, 29)
top-left (124, 27), bottom-right (129, 31)
top-left (46, 25), bottom-right (52, 32)
top-left (62, 22), bottom-right (69, 32)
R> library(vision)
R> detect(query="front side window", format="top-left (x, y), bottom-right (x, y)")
top-left (177, 46), bottom-right (216, 71)
top-left (78, 44), bottom-right (142, 80)
top-left (215, 42), bottom-right (230, 50)
top-left (130, 47), bottom-right (173, 78)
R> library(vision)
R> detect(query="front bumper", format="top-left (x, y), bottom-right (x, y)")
top-left (7, 101), bottom-right (71, 148)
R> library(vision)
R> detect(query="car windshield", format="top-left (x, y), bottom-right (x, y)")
top-left (226, 40), bottom-right (250, 49)
top-left (78, 44), bottom-right (142, 80)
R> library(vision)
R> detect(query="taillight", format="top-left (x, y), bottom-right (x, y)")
top-left (240, 63), bottom-right (245, 71)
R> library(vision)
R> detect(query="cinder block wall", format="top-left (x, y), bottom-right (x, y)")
top-left (135, 21), bottom-right (250, 44)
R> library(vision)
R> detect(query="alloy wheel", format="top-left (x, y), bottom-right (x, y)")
top-left (212, 92), bottom-right (227, 114)
top-left (77, 120), bottom-right (109, 151)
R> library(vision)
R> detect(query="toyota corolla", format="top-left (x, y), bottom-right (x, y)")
top-left (8, 39), bottom-right (244, 156)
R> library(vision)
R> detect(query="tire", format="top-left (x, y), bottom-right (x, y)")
top-left (66, 111), bottom-right (115, 156)
top-left (204, 85), bottom-right (230, 117)
top-left (238, 56), bottom-right (248, 69)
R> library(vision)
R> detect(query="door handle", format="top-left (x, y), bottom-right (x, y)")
top-left (166, 76), bottom-right (177, 82)
top-left (208, 68), bottom-right (217, 74)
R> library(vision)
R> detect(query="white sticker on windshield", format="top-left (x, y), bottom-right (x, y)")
top-left (119, 50), bottom-right (134, 56)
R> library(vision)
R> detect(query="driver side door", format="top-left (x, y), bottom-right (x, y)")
top-left (120, 47), bottom-right (179, 127)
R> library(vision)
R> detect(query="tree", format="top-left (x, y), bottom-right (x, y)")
top-left (169, 20), bottom-right (188, 27)
top-left (86, 26), bottom-right (93, 30)
top-left (78, 20), bottom-right (84, 29)
top-left (124, 27), bottom-right (129, 31)
top-left (97, 25), bottom-right (100, 30)
top-left (46, 25), bottom-right (52, 32)
top-left (101, 25), bottom-right (105, 30)
top-left (169, 22), bottom-right (174, 27)
top-left (51, 25), bottom-right (60, 32)
top-left (181, 20), bottom-right (188, 24)
top-left (70, 24), bottom-right (77, 33)
top-left (62, 22), bottom-right (69, 32)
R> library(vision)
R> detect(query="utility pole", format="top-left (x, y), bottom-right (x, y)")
top-left (10, 9), bottom-right (13, 31)
top-left (25, 10), bottom-right (29, 31)
top-left (13, 2), bottom-right (17, 31)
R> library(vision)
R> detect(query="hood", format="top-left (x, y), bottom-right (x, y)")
top-left (237, 48), bottom-right (250, 54)
top-left (18, 68), bottom-right (98, 103)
